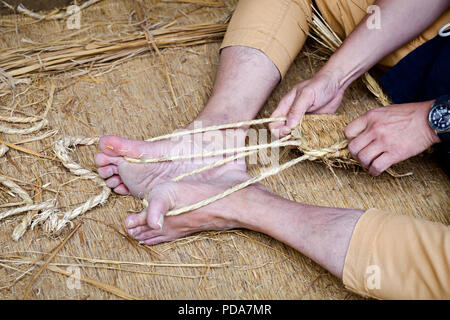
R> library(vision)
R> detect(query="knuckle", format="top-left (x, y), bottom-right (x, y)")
top-left (370, 122), bottom-right (383, 136)
top-left (344, 125), bottom-right (353, 138)
top-left (347, 140), bottom-right (358, 155)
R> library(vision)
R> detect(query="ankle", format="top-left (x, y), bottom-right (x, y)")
top-left (224, 185), bottom-right (272, 229)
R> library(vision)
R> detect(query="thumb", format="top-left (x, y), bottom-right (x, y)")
top-left (269, 88), bottom-right (297, 137)
top-left (286, 87), bottom-right (315, 129)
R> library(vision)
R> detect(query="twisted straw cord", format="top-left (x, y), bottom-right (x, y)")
top-left (164, 140), bottom-right (347, 217)
top-left (0, 201), bottom-right (54, 221)
top-left (44, 136), bottom-right (111, 233)
top-left (172, 151), bottom-right (255, 182)
top-left (299, 140), bottom-right (349, 158)
top-left (0, 118), bottom-right (48, 134)
top-left (145, 117), bottom-right (287, 142)
top-left (165, 155), bottom-right (308, 217)
top-left (171, 135), bottom-right (292, 182)
top-left (125, 139), bottom-right (300, 163)
top-left (13, 207), bottom-right (55, 241)
top-left (0, 176), bottom-right (33, 205)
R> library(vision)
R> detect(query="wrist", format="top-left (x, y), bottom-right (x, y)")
top-left (422, 100), bottom-right (441, 145)
top-left (320, 56), bottom-right (366, 91)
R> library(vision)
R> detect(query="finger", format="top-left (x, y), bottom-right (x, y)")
top-left (357, 143), bottom-right (384, 168)
top-left (347, 132), bottom-right (374, 158)
top-left (286, 87), bottom-right (315, 129)
top-left (369, 152), bottom-right (393, 176)
top-left (345, 115), bottom-right (369, 140)
top-left (269, 88), bottom-right (297, 136)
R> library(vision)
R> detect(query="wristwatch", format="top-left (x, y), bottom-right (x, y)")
top-left (428, 95), bottom-right (450, 143)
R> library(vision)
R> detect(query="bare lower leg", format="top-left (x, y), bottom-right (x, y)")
top-left (95, 46), bottom-right (281, 196)
top-left (193, 46), bottom-right (281, 127)
top-left (232, 188), bottom-right (364, 278)
top-left (127, 176), bottom-right (364, 279)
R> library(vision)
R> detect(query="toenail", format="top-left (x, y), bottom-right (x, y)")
top-left (105, 144), bottom-right (114, 150)
top-left (157, 215), bottom-right (164, 229)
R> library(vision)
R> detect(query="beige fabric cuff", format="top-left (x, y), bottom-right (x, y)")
top-left (343, 208), bottom-right (450, 299)
top-left (220, 0), bottom-right (311, 78)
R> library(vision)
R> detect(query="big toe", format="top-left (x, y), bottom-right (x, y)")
top-left (125, 210), bottom-right (147, 229)
top-left (99, 135), bottom-right (152, 158)
top-left (94, 152), bottom-right (122, 167)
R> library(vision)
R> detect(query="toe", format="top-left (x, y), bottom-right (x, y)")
top-left (134, 229), bottom-right (162, 241)
top-left (125, 210), bottom-right (147, 229)
top-left (99, 135), bottom-right (152, 158)
top-left (128, 225), bottom-right (151, 238)
top-left (144, 236), bottom-right (167, 246)
top-left (113, 184), bottom-right (130, 195)
top-left (105, 175), bottom-right (122, 189)
top-left (94, 152), bottom-right (122, 167)
top-left (98, 165), bottom-right (119, 179)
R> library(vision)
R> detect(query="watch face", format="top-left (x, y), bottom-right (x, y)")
top-left (429, 104), bottom-right (450, 132)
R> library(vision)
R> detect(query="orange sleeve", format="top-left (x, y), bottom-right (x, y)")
top-left (343, 208), bottom-right (450, 299)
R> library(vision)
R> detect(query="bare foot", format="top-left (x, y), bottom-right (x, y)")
top-left (124, 169), bottom-right (265, 245)
top-left (94, 128), bottom-right (247, 198)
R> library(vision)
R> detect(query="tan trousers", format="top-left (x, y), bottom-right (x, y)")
top-left (221, 0), bottom-right (450, 299)
top-left (221, 0), bottom-right (450, 77)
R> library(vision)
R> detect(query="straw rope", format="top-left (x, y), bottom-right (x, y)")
top-left (0, 85), bottom-right (55, 240)
top-left (0, 118), bottom-right (49, 135)
top-left (125, 115), bottom-right (358, 218)
top-left (41, 136), bottom-right (111, 234)
top-left (145, 117), bottom-right (286, 142)
top-left (165, 140), bottom-right (348, 216)
top-left (0, 176), bottom-right (33, 205)
top-left (0, 201), bottom-right (54, 222)
top-left (132, 114), bottom-right (409, 218)
top-left (125, 138), bottom-right (302, 163)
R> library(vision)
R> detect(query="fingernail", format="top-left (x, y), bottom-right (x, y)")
top-left (282, 127), bottom-right (291, 135)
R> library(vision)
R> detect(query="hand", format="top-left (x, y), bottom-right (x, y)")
top-left (269, 70), bottom-right (345, 137)
top-left (345, 101), bottom-right (440, 176)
